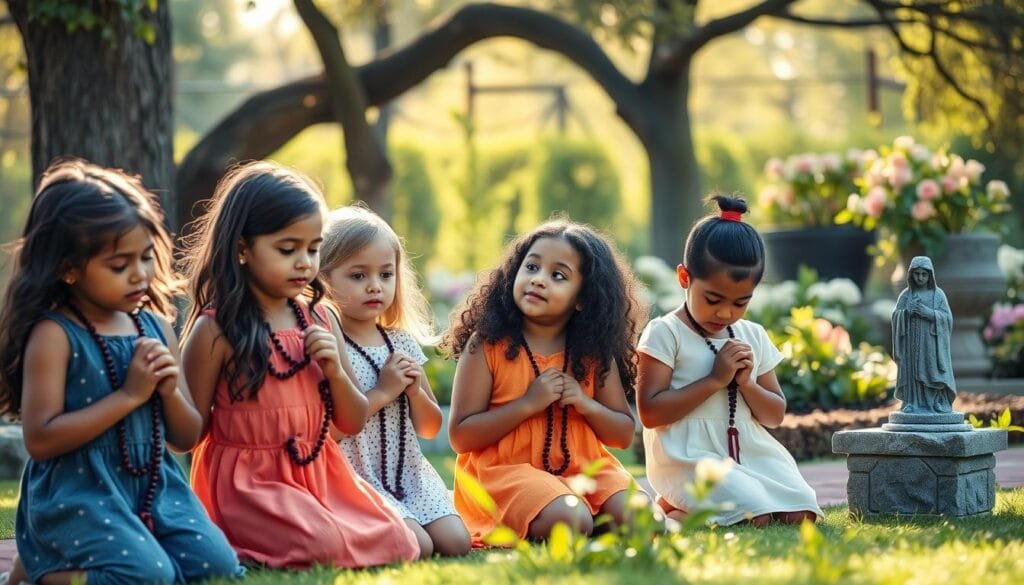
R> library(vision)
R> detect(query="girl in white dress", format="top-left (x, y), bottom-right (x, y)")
top-left (320, 205), bottom-right (471, 556)
top-left (636, 195), bottom-right (822, 527)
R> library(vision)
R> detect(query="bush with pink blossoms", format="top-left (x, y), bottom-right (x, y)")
top-left (756, 150), bottom-right (872, 228)
top-left (986, 303), bottom-right (1024, 378)
top-left (837, 136), bottom-right (1011, 259)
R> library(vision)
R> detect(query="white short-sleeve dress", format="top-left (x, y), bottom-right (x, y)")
top-left (338, 329), bottom-right (458, 525)
top-left (638, 312), bottom-right (823, 525)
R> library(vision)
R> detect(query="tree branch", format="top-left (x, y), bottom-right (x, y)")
top-left (292, 0), bottom-right (391, 213)
top-left (655, 0), bottom-right (798, 75)
top-left (176, 2), bottom-right (642, 223)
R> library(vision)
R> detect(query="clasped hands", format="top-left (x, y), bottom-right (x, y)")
top-left (525, 368), bottom-right (591, 413)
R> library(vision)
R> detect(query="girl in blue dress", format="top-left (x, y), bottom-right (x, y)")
top-left (0, 160), bottom-right (243, 584)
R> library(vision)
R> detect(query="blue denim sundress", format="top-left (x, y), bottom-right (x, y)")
top-left (15, 310), bottom-right (243, 584)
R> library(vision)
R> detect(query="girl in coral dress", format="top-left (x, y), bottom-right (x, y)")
top-left (181, 162), bottom-right (420, 568)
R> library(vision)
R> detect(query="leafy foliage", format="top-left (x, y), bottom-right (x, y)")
top-left (534, 139), bottom-right (621, 232)
top-left (27, 0), bottom-right (160, 44)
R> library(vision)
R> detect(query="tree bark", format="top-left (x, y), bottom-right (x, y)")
top-left (293, 0), bottom-right (392, 218)
top-left (641, 68), bottom-right (702, 262)
top-left (176, 2), bottom-right (643, 231)
top-left (9, 1), bottom-right (175, 224)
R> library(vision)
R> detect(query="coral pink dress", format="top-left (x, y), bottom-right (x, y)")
top-left (190, 305), bottom-right (419, 568)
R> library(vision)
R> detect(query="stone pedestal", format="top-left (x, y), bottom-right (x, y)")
top-left (0, 424), bottom-right (27, 480)
top-left (832, 428), bottom-right (1007, 518)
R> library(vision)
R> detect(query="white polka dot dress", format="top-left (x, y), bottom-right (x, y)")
top-left (338, 329), bottom-right (457, 525)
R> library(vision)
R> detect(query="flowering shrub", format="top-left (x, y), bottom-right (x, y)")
top-left (838, 135), bottom-right (1011, 259)
top-left (984, 245), bottom-right (1024, 378)
top-left (757, 150), bottom-right (870, 227)
top-left (772, 306), bottom-right (896, 413)
top-left (746, 266), bottom-right (870, 343)
top-left (632, 255), bottom-right (684, 316)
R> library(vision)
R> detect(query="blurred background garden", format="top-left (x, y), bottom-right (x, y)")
top-left (1, 0), bottom-right (1023, 459)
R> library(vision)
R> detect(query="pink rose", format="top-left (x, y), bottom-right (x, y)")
top-left (764, 158), bottom-right (785, 181)
top-left (812, 319), bottom-right (833, 342)
top-left (940, 175), bottom-right (959, 194)
top-left (778, 185), bottom-right (796, 206)
top-left (864, 186), bottom-right (887, 218)
top-left (828, 326), bottom-right (853, 355)
top-left (911, 200), bottom-right (936, 221)
top-left (794, 155), bottom-right (815, 174)
top-left (888, 151), bottom-right (909, 171)
top-left (916, 179), bottom-right (940, 201)
top-left (888, 166), bottom-right (913, 190)
top-left (965, 160), bottom-right (986, 184)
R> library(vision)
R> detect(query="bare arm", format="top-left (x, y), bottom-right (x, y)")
top-left (22, 321), bottom-right (156, 460)
top-left (181, 316), bottom-right (228, 437)
top-left (406, 364), bottom-right (443, 439)
top-left (313, 318), bottom-right (370, 435)
top-left (448, 337), bottom-right (554, 454)
top-left (734, 368), bottom-right (787, 428)
top-left (558, 360), bottom-right (634, 448)
top-left (636, 353), bottom-right (724, 428)
top-left (153, 316), bottom-right (203, 452)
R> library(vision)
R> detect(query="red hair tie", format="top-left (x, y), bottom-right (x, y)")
top-left (720, 210), bottom-right (743, 222)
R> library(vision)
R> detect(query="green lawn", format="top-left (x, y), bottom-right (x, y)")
top-left (4, 472), bottom-right (1023, 584)
top-left (203, 489), bottom-right (1024, 585)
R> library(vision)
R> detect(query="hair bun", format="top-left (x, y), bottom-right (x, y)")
top-left (706, 194), bottom-right (748, 215)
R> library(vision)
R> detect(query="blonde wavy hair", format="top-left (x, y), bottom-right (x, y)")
top-left (320, 204), bottom-right (436, 344)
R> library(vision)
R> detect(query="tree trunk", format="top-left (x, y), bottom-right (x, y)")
top-left (8, 1), bottom-right (175, 224)
top-left (642, 72), bottom-right (702, 262)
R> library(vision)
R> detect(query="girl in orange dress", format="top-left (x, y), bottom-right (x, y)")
top-left (180, 162), bottom-right (420, 568)
top-left (441, 220), bottom-right (649, 542)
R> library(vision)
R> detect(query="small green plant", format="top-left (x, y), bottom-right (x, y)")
top-left (771, 305), bottom-right (895, 413)
top-left (969, 408), bottom-right (1024, 432)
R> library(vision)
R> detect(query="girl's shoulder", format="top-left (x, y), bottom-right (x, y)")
top-left (730, 318), bottom-right (771, 343)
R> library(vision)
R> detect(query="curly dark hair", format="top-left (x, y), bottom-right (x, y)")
top-left (440, 219), bottom-right (647, 392)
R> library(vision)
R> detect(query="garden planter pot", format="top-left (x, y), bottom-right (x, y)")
top-left (762, 226), bottom-right (876, 290)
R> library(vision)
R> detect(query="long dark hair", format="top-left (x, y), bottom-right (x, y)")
top-left (685, 195), bottom-right (765, 282)
top-left (0, 159), bottom-right (178, 417)
top-left (441, 219), bottom-right (646, 391)
top-left (180, 161), bottom-right (327, 403)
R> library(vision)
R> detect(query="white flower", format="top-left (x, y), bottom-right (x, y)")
top-left (771, 281), bottom-right (799, 309)
top-left (634, 255), bottom-right (673, 282)
top-left (820, 153), bottom-right (842, 173)
top-left (997, 245), bottom-right (1024, 282)
top-left (695, 457), bottom-right (734, 486)
top-left (870, 299), bottom-right (897, 321)
top-left (893, 135), bottom-right (916, 151)
top-left (657, 292), bottom-right (686, 313)
top-left (965, 159), bottom-right (986, 184)
top-left (566, 474), bottom-right (598, 496)
top-left (827, 279), bottom-right (862, 306)
top-left (987, 179), bottom-right (1010, 201)
top-left (910, 144), bottom-right (932, 163)
top-left (807, 282), bottom-right (830, 303)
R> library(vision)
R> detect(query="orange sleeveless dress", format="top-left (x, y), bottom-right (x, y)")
top-left (453, 340), bottom-right (636, 542)
top-left (190, 306), bottom-right (418, 568)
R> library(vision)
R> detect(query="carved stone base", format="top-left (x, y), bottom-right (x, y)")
top-left (832, 428), bottom-right (1007, 518)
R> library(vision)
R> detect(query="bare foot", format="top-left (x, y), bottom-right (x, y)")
top-left (655, 495), bottom-right (687, 522)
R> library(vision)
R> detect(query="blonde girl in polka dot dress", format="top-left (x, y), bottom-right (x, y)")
top-left (0, 160), bottom-right (242, 585)
top-left (321, 205), bottom-right (471, 557)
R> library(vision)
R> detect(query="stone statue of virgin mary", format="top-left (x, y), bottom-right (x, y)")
top-left (891, 256), bottom-right (957, 413)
